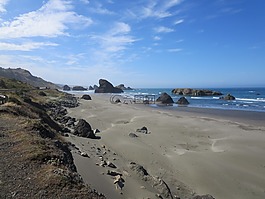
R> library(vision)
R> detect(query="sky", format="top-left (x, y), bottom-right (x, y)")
top-left (0, 0), bottom-right (264, 88)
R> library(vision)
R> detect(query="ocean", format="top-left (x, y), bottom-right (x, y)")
top-left (121, 88), bottom-right (265, 113)
top-left (68, 87), bottom-right (265, 113)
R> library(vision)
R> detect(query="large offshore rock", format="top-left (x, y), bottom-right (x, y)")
top-left (156, 93), bottom-right (174, 104)
top-left (95, 79), bottom-right (123, 93)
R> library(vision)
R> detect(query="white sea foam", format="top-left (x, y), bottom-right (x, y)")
top-left (236, 98), bottom-right (265, 102)
top-left (191, 97), bottom-right (216, 100)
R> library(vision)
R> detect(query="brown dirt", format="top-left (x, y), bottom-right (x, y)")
top-left (0, 95), bottom-right (105, 198)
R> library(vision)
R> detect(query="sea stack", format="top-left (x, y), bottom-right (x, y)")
top-left (95, 79), bottom-right (123, 93)
top-left (156, 93), bottom-right (174, 104)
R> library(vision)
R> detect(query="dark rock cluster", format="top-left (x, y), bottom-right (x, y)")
top-left (72, 86), bottom-right (87, 91)
top-left (45, 95), bottom-right (99, 140)
top-left (172, 88), bottom-right (222, 96)
top-left (156, 93), bottom-right (190, 105)
top-left (115, 84), bottom-right (133, 90)
top-left (219, 93), bottom-right (236, 100)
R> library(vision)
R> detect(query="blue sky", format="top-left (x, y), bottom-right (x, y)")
top-left (0, 0), bottom-right (264, 88)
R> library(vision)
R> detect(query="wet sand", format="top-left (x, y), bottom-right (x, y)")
top-left (65, 94), bottom-right (265, 199)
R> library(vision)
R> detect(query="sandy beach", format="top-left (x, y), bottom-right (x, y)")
top-left (65, 93), bottom-right (265, 199)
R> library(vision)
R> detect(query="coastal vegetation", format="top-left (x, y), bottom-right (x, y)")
top-left (0, 77), bottom-right (104, 198)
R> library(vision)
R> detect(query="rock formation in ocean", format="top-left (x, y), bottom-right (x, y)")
top-left (93, 85), bottom-right (99, 90)
top-left (156, 93), bottom-right (174, 104)
top-left (176, 97), bottom-right (190, 105)
top-left (172, 88), bottom-right (222, 96)
top-left (116, 84), bottom-right (133, 90)
top-left (219, 93), bottom-right (236, 100)
top-left (63, 85), bottom-right (71, 91)
top-left (95, 79), bottom-right (123, 93)
top-left (72, 86), bottom-right (87, 91)
top-left (89, 86), bottom-right (94, 90)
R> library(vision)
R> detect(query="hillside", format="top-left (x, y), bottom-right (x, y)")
top-left (0, 78), bottom-right (104, 198)
top-left (0, 67), bottom-right (59, 89)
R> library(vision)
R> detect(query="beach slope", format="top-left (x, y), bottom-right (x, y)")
top-left (66, 94), bottom-right (265, 199)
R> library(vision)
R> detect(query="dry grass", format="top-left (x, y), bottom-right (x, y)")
top-left (0, 83), bottom-right (105, 198)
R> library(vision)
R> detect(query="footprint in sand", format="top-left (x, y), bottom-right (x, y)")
top-left (174, 148), bottom-right (188, 155)
top-left (115, 120), bottom-right (130, 125)
top-left (110, 120), bottom-right (130, 127)
top-left (210, 138), bottom-right (227, 152)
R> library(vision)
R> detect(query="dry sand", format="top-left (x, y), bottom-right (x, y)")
top-left (65, 93), bottom-right (265, 199)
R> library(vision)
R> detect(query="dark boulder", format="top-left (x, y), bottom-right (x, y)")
top-left (219, 94), bottom-right (236, 100)
top-left (136, 126), bottom-right (148, 134)
top-left (89, 86), bottom-right (94, 90)
top-left (93, 85), bottom-right (99, 89)
top-left (129, 133), bottom-right (138, 138)
top-left (72, 86), bottom-right (87, 91)
top-left (81, 94), bottom-right (92, 100)
top-left (156, 93), bottom-right (174, 104)
top-left (74, 119), bottom-right (96, 139)
top-left (63, 85), bottom-right (71, 91)
top-left (95, 79), bottom-right (123, 93)
top-left (176, 97), bottom-right (189, 105)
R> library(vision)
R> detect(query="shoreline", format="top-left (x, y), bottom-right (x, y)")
top-left (65, 93), bottom-right (265, 199)
top-left (67, 91), bottom-right (265, 127)
top-left (147, 104), bottom-right (265, 128)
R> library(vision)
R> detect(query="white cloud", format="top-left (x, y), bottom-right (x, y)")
top-left (86, 21), bottom-right (139, 77)
top-left (141, 0), bottom-right (183, 19)
top-left (0, 0), bottom-right (93, 39)
top-left (80, 0), bottom-right (89, 4)
top-left (220, 7), bottom-right (242, 15)
top-left (65, 53), bottom-right (86, 65)
top-left (153, 36), bottom-right (161, 40)
top-left (106, 0), bottom-right (114, 3)
top-left (89, 22), bottom-right (137, 53)
top-left (154, 26), bottom-right (174, 33)
top-left (164, 0), bottom-right (183, 9)
top-left (0, 0), bottom-right (9, 13)
top-left (89, 2), bottom-right (114, 15)
top-left (176, 39), bottom-right (184, 43)
top-left (110, 22), bottom-right (131, 35)
top-left (168, 48), bottom-right (182, 52)
top-left (174, 19), bottom-right (184, 25)
top-left (142, 1), bottom-right (171, 19)
top-left (0, 42), bottom-right (58, 51)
